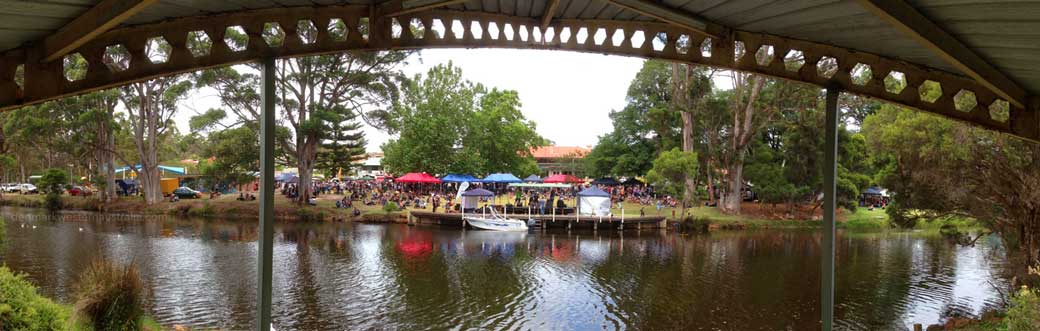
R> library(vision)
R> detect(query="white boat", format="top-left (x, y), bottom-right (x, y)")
top-left (464, 208), bottom-right (529, 232)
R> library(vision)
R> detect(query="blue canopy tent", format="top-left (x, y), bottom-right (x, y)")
top-left (523, 175), bottom-right (543, 183)
top-left (441, 174), bottom-right (481, 183)
top-left (481, 173), bottom-right (522, 183)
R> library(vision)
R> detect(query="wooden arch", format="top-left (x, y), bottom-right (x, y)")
top-left (1, 4), bottom-right (1036, 141)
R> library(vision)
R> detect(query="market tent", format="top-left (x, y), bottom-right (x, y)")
top-left (620, 177), bottom-right (644, 186)
top-left (114, 165), bottom-right (186, 175)
top-left (578, 186), bottom-right (612, 216)
top-left (275, 173), bottom-right (298, 183)
top-left (395, 172), bottom-right (442, 184)
top-left (544, 174), bottom-right (583, 184)
top-left (482, 173), bottom-right (522, 183)
top-left (507, 183), bottom-right (571, 189)
top-left (441, 174), bottom-right (481, 183)
top-left (461, 188), bottom-right (495, 210)
top-left (592, 177), bottom-right (620, 186)
top-left (523, 175), bottom-right (543, 183)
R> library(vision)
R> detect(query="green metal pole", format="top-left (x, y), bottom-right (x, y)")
top-left (822, 86), bottom-right (840, 331)
top-left (257, 57), bottom-right (276, 331)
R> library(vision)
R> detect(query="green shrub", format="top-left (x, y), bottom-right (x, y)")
top-left (680, 216), bottom-right (711, 232)
top-left (383, 202), bottom-right (400, 213)
top-left (0, 266), bottom-right (71, 331)
top-left (295, 208), bottom-right (326, 222)
top-left (44, 194), bottom-right (63, 212)
top-left (0, 216), bottom-right (6, 252)
top-left (1005, 286), bottom-right (1040, 331)
top-left (73, 259), bottom-right (145, 331)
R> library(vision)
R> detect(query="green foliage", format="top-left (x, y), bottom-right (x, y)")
top-left (645, 148), bottom-right (698, 201)
top-left (41, 169), bottom-right (68, 197)
top-left (0, 266), bottom-right (71, 331)
top-left (381, 63), bottom-right (544, 175)
top-left (315, 107), bottom-right (367, 178)
top-left (0, 217), bottom-right (5, 252)
top-left (1005, 286), bottom-right (1040, 331)
top-left (383, 201), bottom-right (401, 213)
top-left (585, 60), bottom-right (680, 178)
top-left (73, 259), bottom-right (145, 331)
top-left (199, 126), bottom-right (259, 187)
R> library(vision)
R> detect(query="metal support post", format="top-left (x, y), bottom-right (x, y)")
top-left (256, 57), bottom-right (276, 331)
top-left (821, 86), bottom-right (840, 331)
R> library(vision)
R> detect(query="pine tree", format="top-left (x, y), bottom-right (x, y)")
top-left (316, 110), bottom-right (367, 178)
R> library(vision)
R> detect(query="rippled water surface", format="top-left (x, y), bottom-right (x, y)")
top-left (0, 208), bottom-right (1009, 330)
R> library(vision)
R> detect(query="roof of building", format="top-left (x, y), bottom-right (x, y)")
top-left (531, 146), bottom-right (591, 159)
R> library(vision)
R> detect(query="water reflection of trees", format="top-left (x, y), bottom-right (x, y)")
top-left (0, 210), bottom-right (1013, 330)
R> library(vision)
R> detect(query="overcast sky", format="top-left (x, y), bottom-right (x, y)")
top-left (176, 49), bottom-right (646, 152)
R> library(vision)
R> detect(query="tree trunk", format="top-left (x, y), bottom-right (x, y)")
top-left (724, 162), bottom-right (744, 213)
top-left (296, 140), bottom-right (317, 205)
top-left (681, 110), bottom-right (697, 215)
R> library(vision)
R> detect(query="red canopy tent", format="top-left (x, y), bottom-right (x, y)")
top-left (543, 174), bottom-right (583, 184)
top-left (395, 172), bottom-right (442, 183)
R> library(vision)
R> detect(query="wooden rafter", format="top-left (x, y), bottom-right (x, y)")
top-left (856, 0), bottom-right (1028, 108)
top-left (1, 5), bottom-right (1035, 142)
top-left (385, 0), bottom-right (471, 17)
top-left (599, 0), bottom-right (716, 37)
top-left (42, 0), bottom-right (159, 62)
top-left (541, 0), bottom-right (561, 30)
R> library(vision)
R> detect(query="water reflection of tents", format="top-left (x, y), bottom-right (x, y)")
top-left (396, 232), bottom-right (434, 261)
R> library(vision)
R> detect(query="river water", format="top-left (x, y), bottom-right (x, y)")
top-left (0, 208), bottom-right (1009, 330)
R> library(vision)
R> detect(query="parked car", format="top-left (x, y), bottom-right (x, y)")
top-left (173, 187), bottom-right (202, 199)
top-left (1, 183), bottom-right (18, 193)
top-left (68, 186), bottom-right (93, 196)
top-left (17, 183), bottom-right (37, 194)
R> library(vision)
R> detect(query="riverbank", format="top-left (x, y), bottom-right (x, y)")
top-left (0, 193), bottom-right (977, 231)
top-left (0, 194), bottom-right (407, 222)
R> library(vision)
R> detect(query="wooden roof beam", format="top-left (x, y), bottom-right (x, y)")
top-left (385, 0), bottom-right (472, 17)
top-left (42, 0), bottom-right (159, 62)
top-left (600, 0), bottom-right (717, 37)
top-left (856, 0), bottom-right (1028, 108)
top-left (541, 0), bottom-right (561, 30)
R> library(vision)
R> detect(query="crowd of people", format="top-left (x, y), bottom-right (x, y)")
top-left (270, 177), bottom-right (681, 216)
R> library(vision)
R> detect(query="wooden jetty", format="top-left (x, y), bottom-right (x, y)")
top-left (408, 210), bottom-right (668, 231)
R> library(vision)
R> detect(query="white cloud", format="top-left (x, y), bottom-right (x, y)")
top-left (174, 49), bottom-right (647, 152)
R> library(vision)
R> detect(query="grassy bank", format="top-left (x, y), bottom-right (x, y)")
top-left (0, 193), bottom-right (980, 232)
top-left (0, 193), bottom-right (405, 222)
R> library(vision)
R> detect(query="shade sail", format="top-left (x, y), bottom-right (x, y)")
top-left (591, 177), bottom-right (620, 186)
top-left (395, 172), bottom-right (441, 183)
top-left (482, 173), bottom-right (522, 183)
top-left (544, 174), bottom-right (583, 184)
top-left (441, 174), bottom-right (481, 183)
top-left (461, 188), bottom-right (495, 197)
top-left (114, 165), bottom-right (186, 175)
top-left (523, 175), bottom-right (543, 183)
top-left (507, 183), bottom-right (571, 188)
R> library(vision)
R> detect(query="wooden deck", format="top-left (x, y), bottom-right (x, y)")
top-left (408, 211), bottom-right (668, 231)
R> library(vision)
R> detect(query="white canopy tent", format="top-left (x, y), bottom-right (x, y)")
top-left (577, 187), bottom-right (611, 217)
